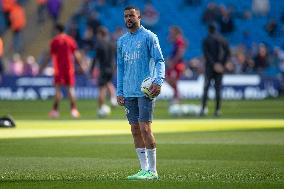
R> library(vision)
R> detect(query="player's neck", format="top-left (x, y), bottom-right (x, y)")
top-left (129, 24), bottom-right (141, 33)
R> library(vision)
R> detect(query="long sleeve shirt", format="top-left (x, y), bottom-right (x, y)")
top-left (202, 32), bottom-right (230, 72)
top-left (116, 26), bottom-right (165, 97)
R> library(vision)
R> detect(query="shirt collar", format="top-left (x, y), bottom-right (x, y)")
top-left (130, 25), bottom-right (143, 35)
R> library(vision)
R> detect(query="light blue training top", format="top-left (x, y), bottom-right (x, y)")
top-left (116, 25), bottom-right (165, 97)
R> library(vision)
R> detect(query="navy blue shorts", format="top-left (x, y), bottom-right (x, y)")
top-left (124, 97), bottom-right (155, 124)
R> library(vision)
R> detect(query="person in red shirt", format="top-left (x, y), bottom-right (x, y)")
top-left (40, 24), bottom-right (84, 118)
top-left (166, 26), bottom-right (186, 104)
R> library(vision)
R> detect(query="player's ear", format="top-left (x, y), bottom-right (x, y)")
top-left (136, 10), bottom-right (141, 19)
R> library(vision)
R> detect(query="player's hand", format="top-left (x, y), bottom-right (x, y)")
top-left (214, 63), bottom-right (224, 74)
top-left (149, 83), bottom-right (161, 97)
top-left (117, 96), bottom-right (125, 106)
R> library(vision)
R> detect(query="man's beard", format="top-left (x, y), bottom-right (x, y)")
top-left (125, 21), bottom-right (137, 29)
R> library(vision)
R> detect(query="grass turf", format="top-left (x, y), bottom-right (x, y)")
top-left (0, 98), bottom-right (284, 119)
top-left (0, 120), bottom-right (284, 189)
top-left (0, 98), bottom-right (284, 188)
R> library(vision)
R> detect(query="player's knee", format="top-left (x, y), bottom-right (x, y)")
top-left (140, 125), bottom-right (151, 136)
top-left (131, 125), bottom-right (141, 136)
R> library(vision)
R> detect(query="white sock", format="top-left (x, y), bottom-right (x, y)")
top-left (146, 148), bottom-right (157, 173)
top-left (136, 148), bottom-right (148, 171)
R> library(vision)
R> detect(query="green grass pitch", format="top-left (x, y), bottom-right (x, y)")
top-left (0, 99), bottom-right (284, 188)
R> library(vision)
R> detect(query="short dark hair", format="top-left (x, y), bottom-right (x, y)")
top-left (97, 26), bottom-right (108, 37)
top-left (124, 5), bottom-right (140, 15)
top-left (55, 23), bottom-right (65, 33)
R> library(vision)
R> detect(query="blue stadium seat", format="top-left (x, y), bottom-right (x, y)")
top-left (85, 0), bottom-right (284, 58)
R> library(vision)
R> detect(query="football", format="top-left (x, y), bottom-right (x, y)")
top-left (98, 104), bottom-right (111, 118)
top-left (140, 77), bottom-right (155, 99)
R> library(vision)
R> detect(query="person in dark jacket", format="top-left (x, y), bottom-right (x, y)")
top-left (200, 23), bottom-right (230, 117)
top-left (91, 26), bottom-right (117, 117)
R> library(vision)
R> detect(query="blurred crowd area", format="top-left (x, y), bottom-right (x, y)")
top-left (0, 0), bottom-right (284, 83)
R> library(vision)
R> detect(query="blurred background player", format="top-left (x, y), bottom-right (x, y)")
top-left (166, 26), bottom-right (186, 104)
top-left (200, 23), bottom-right (230, 117)
top-left (91, 26), bottom-right (117, 117)
top-left (117, 6), bottom-right (165, 180)
top-left (39, 23), bottom-right (84, 118)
